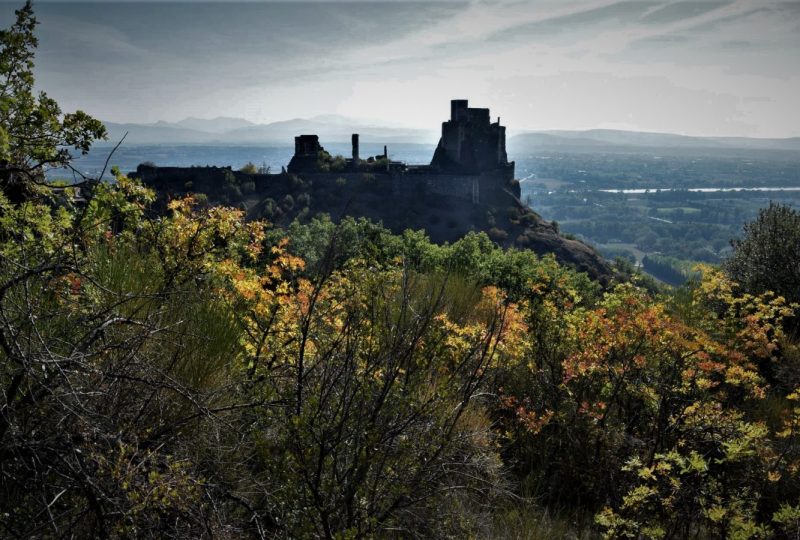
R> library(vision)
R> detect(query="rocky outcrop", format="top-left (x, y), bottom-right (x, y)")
top-left (492, 191), bottom-right (610, 284)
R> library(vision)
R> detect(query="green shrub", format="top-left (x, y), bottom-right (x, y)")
top-left (488, 227), bottom-right (508, 242)
top-left (240, 161), bottom-right (258, 175)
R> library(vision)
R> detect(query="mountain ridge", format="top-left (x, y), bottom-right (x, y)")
top-left (523, 129), bottom-right (800, 152)
top-left (102, 116), bottom-right (800, 153)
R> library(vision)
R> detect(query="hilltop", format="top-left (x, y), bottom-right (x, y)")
top-left (133, 101), bottom-right (614, 283)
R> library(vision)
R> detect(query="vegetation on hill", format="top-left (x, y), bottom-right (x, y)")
top-left (2, 4), bottom-right (800, 538)
top-left (5, 169), bottom-right (800, 537)
top-left (141, 161), bottom-right (615, 284)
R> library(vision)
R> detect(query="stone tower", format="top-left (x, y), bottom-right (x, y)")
top-left (287, 134), bottom-right (324, 174)
top-left (430, 99), bottom-right (511, 176)
top-left (352, 133), bottom-right (359, 162)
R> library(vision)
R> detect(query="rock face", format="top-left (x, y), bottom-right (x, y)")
top-left (132, 100), bottom-right (614, 284)
top-left (504, 195), bottom-right (613, 283)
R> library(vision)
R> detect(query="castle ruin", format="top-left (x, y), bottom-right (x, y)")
top-left (133, 100), bottom-right (519, 205)
top-left (281, 100), bottom-right (517, 204)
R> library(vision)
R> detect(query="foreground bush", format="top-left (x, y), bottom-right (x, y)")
top-left (497, 269), bottom-right (800, 538)
top-left (0, 179), bottom-right (522, 537)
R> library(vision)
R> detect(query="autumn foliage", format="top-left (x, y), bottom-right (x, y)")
top-left (2, 4), bottom-right (800, 537)
top-left (2, 170), bottom-right (799, 537)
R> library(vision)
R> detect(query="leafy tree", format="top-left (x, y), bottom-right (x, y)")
top-left (0, 1), bottom-right (106, 201)
top-left (725, 202), bottom-right (800, 306)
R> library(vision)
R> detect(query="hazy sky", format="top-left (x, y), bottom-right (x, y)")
top-left (2, 0), bottom-right (799, 137)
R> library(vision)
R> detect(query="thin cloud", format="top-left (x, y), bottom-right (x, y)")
top-left (2, 0), bottom-right (797, 137)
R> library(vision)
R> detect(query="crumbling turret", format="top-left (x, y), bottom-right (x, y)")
top-left (287, 134), bottom-right (324, 174)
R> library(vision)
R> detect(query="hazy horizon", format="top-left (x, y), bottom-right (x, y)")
top-left (2, 0), bottom-right (799, 138)
top-left (105, 114), bottom-right (800, 141)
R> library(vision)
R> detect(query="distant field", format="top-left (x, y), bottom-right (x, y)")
top-left (514, 149), bottom-right (800, 190)
top-left (595, 242), bottom-right (646, 263)
top-left (656, 207), bottom-right (701, 214)
top-left (525, 184), bottom-right (800, 284)
top-left (519, 178), bottom-right (571, 190)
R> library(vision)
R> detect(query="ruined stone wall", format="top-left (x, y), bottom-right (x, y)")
top-left (133, 164), bottom-right (518, 207)
top-left (297, 172), bottom-right (380, 184)
top-left (422, 170), bottom-right (517, 204)
top-left (131, 165), bottom-right (284, 194)
top-left (424, 174), bottom-right (476, 201)
top-left (300, 170), bottom-right (487, 203)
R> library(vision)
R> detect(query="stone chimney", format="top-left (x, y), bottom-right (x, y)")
top-left (352, 133), bottom-right (359, 162)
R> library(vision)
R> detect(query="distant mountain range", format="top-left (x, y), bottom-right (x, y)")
top-left (103, 115), bottom-right (438, 146)
top-left (509, 129), bottom-right (800, 154)
top-left (101, 116), bottom-right (800, 155)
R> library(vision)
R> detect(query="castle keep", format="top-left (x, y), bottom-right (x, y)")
top-left (431, 99), bottom-right (510, 174)
top-left (133, 100), bottom-right (519, 204)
